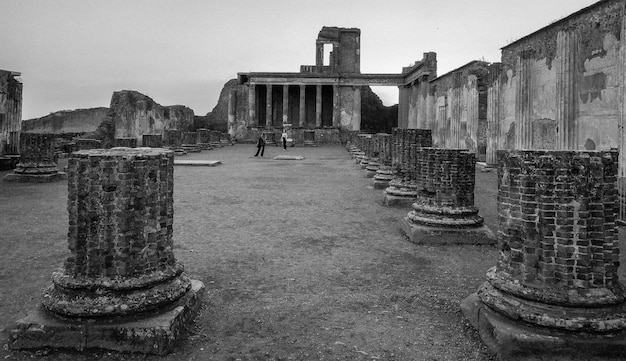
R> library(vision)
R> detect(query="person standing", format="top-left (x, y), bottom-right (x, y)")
top-left (254, 134), bottom-right (266, 157)
top-left (281, 129), bottom-right (288, 151)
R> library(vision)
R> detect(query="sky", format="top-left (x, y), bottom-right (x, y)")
top-left (1, 0), bottom-right (599, 120)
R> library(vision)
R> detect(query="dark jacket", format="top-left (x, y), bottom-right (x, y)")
top-left (257, 137), bottom-right (266, 148)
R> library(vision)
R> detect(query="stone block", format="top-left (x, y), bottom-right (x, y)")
top-left (8, 280), bottom-right (205, 355)
top-left (461, 293), bottom-right (626, 361)
top-left (400, 216), bottom-right (495, 245)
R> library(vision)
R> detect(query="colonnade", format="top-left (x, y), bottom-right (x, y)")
top-left (245, 83), bottom-right (359, 129)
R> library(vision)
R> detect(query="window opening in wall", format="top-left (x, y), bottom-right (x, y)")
top-left (323, 43), bottom-right (333, 66)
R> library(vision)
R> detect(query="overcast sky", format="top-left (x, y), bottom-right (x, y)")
top-left (2, 0), bottom-right (598, 120)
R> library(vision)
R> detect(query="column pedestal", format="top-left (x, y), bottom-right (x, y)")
top-left (7, 148), bottom-right (204, 355)
top-left (462, 150), bottom-right (626, 360)
top-left (400, 148), bottom-right (494, 245)
top-left (4, 133), bottom-right (66, 182)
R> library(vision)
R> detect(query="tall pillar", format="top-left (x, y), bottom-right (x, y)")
top-left (451, 73), bottom-right (463, 148)
top-left (398, 86), bottom-right (408, 129)
top-left (332, 84), bottom-right (340, 127)
top-left (266, 84), bottom-right (273, 128)
top-left (408, 83), bottom-right (417, 128)
top-left (282, 84), bottom-right (289, 126)
top-left (299, 85), bottom-right (306, 128)
top-left (8, 148), bottom-right (204, 354)
top-left (467, 75), bottom-right (479, 154)
top-left (462, 150), bottom-right (626, 360)
top-left (555, 30), bottom-right (579, 150)
top-left (228, 89), bottom-right (236, 136)
top-left (315, 85), bottom-right (322, 128)
top-left (248, 84), bottom-right (256, 127)
top-left (353, 86), bottom-right (361, 131)
top-left (486, 64), bottom-right (502, 166)
top-left (619, 12), bottom-right (626, 223)
top-left (516, 51), bottom-right (533, 149)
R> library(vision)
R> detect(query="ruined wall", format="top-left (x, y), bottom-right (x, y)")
top-left (0, 70), bottom-right (22, 155)
top-left (499, 0), bottom-right (624, 153)
top-left (164, 105), bottom-right (194, 132)
top-left (428, 62), bottom-right (490, 154)
top-left (111, 91), bottom-right (166, 142)
top-left (110, 91), bottom-right (194, 145)
top-left (22, 108), bottom-right (108, 135)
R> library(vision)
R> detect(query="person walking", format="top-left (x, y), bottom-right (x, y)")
top-left (281, 129), bottom-right (288, 151)
top-left (254, 134), bottom-right (266, 157)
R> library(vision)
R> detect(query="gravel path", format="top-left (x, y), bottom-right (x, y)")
top-left (3, 144), bottom-right (612, 360)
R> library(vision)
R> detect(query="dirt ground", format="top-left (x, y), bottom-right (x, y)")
top-left (0, 144), bottom-right (624, 361)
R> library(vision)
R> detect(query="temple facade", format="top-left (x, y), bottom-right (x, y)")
top-left (234, 27), bottom-right (435, 143)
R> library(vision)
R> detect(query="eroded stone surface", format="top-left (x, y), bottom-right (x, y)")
top-left (463, 149), bottom-right (626, 359)
top-left (8, 147), bottom-right (204, 355)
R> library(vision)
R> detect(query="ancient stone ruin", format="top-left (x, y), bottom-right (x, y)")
top-left (196, 128), bottom-right (212, 150)
top-left (462, 149), bottom-right (626, 359)
top-left (7, 147), bottom-right (204, 354)
top-left (3, 133), bottom-right (65, 182)
top-left (182, 131), bottom-right (201, 152)
top-left (400, 147), bottom-right (494, 244)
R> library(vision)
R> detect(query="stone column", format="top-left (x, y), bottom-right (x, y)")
top-left (462, 149), bottom-right (626, 360)
top-left (516, 51), bottom-right (533, 149)
top-left (467, 75), bottom-right (479, 154)
top-left (299, 84), bottom-right (306, 128)
top-left (486, 64), bottom-right (502, 166)
top-left (282, 84), bottom-right (289, 126)
top-left (332, 84), bottom-right (340, 127)
top-left (315, 85), bottom-right (322, 128)
top-left (451, 73), bottom-right (463, 148)
top-left (398, 86), bottom-right (410, 129)
top-left (555, 30), bottom-right (579, 150)
top-left (400, 147), bottom-right (494, 244)
top-left (353, 86), bottom-right (361, 131)
top-left (373, 133), bottom-right (394, 189)
top-left (228, 89), bottom-right (236, 137)
top-left (4, 133), bottom-right (65, 182)
top-left (8, 148), bottom-right (204, 354)
top-left (383, 129), bottom-right (433, 207)
top-left (248, 84), bottom-right (256, 127)
top-left (142, 134), bottom-right (162, 148)
top-left (619, 12), bottom-right (626, 224)
top-left (266, 84), bottom-right (273, 128)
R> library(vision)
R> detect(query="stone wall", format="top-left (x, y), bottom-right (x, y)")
top-left (498, 0), bottom-right (624, 153)
top-left (0, 70), bottom-right (22, 155)
top-left (110, 91), bottom-right (194, 146)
